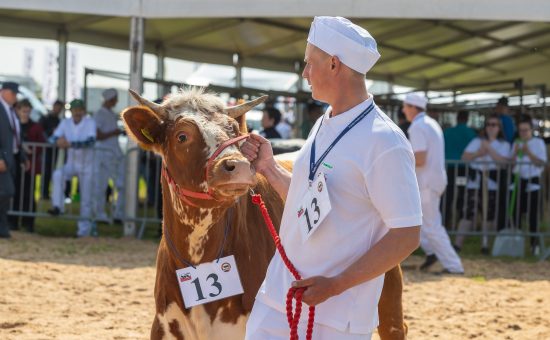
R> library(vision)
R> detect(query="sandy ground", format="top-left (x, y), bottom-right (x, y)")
top-left (1, 232), bottom-right (549, 340)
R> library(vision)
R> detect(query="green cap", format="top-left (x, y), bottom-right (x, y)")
top-left (70, 99), bottom-right (85, 109)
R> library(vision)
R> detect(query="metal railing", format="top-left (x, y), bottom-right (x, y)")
top-left (7, 143), bottom-right (550, 259)
top-left (442, 159), bottom-right (549, 259)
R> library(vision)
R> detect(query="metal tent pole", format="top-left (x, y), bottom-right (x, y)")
top-left (124, 16), bottom-right (145, 237)
top-left (57, 29), bottom-right (68, 102)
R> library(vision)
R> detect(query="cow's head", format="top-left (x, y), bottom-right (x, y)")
top-left (122, 88), bottom-right (267, 206)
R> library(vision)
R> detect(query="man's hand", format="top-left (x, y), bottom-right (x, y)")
top-left (241, 133), bottom-right (276, 175)
top-left (56, 137), bottom-right (71, 149)
top-left (0, 159), bottom-right (6, 173)
top-left (291, 276), bottom-right (341, 306)
top-left (23, 160), bottom-right (30, 172)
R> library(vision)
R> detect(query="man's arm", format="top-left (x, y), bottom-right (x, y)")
top-left (414, 151), bottom-right (427, 167)
top-left (293, 226), bottom-right (420, 306)
top-left (241, 133), bottom-right (292, 200)
top-left (96, 128), bottom-right (120, 141)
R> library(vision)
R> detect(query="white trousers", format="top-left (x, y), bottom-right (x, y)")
top-left (92, 149), bottom-right (125, 219)
top-left (419, 189), bottom-right (464, 273)
top-left (52, 163), bottom-right (93, 237)
top-left (245, 301), bottom-right (372, 340)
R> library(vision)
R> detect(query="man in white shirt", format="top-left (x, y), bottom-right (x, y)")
top-left (92, 88), bottom-right (125, 223)
top-left (403, 94), bottom-right (464, 274)
top-left (48, 99), bottom-right (97, 237)
top-left (242, 17), bottom-right (422, 339)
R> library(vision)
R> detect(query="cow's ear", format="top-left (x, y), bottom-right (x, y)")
top-left (121, 106), bottom-right (164, 151)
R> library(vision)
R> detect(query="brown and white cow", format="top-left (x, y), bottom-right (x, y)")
top-left (122, 88), bottom-right (407, 340)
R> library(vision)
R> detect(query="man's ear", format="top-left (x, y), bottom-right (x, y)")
top-left (121, 106), bottom-right (164, 151)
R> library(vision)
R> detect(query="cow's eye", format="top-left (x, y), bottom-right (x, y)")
top-left (177, 133), bottom-right (187, 143)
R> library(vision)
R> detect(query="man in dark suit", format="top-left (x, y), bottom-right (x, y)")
top-left (0, 82), bottom-right (28, 238)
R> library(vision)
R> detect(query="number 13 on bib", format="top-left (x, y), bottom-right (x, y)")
top-left (297, 172), bottom-right (332, 243)
top-left (176, 255), bottom-right (244, 308)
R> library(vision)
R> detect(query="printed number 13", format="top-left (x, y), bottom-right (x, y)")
top-left (304, 197), bottom-right (320, 233)
top-left (191, 273), bottom-right (222, 301)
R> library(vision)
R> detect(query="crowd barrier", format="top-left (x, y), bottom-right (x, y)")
top-left (7, 143), bottom-right (549, 259)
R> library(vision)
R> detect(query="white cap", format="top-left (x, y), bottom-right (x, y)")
top-left (403, 93), bottom-right (428, 110)
top-left (102, 88), bottom-right (118, 101)
top-left (307, 16), bottom-right (380, 74)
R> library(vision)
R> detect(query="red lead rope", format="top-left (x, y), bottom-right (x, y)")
top-left (251, 193), bottom-right (315, 340)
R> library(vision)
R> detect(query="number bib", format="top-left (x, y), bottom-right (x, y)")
top-left (297, 172), bottom-right (332, 242)
top-left (176, 255), bottom-right (244, 308)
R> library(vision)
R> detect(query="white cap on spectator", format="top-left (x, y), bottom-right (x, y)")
top-left (307, 16), bottom-right (380, 74)
top-left (102, 88), bottom-right (118, 101)
top-left (403, 93), bottom-right (428, 110)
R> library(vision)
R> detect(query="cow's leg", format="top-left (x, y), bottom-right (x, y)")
top-left (377, 265), bottom-right (407, 340)
top-left (150, 315), bottom-right (165, 340)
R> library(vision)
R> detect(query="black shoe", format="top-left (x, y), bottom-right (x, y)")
top-left (47, 207), bottom-right (62, 216)
top-left (481, 247), bottom-right (490, 256)
top-left (0, 229), bottom-right (11, 238)
top-left (453, 244), bottom-right (461, 253)
top-left (419, 254), bottom-right (438, 271)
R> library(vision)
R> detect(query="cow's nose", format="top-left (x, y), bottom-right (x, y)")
top-left (222, 159), bottom-right (250, 173)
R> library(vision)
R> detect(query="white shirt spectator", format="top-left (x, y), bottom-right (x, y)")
top-left (275, 121), bottom-right (292, 139)
top-left (53, 116), bottom-right (96, 166)
top-left (407, 112), bottom-right (447, 194)
top-left (513, 137), bottom-right (547, 191)
top-left (256, 97), bottom-right (422, 334)
top-left (94, 106), bottom-right (122, 156)
top-left (464, 138), bottom-right (511, 190)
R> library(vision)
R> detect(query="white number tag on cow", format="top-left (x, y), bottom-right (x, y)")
top-left (176, 255), bottom-right (243, 308)
top-left (297, 172), bottom-right (332, 243)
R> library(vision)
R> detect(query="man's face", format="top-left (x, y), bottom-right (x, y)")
top-left (1, 89), bottom-right (17, 106)
top-left (302, 44), bottom-right (332, 103)
top-left (261, 111), bottom-right (274, 129)
top-left (71, 107), bottom-right (85, 123)
top-left (402, 104), bottom-right (418, 122)
top-left (52, 103), bottom-right (63, 115)
top-left (518, 122), bottom-right (532, 141)
top-left (16, 106), bottom-right (31, 122)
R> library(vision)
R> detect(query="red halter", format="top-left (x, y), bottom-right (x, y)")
top-left (161, 134), bottom-right (250, 207)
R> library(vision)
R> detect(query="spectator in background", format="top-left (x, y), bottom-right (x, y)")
top-left (511, 115), bottom-right (547, 255)
top-left (496, 96), bottom-right (516, 144)
top-left (260, 107), bottom-right (282, 139)
top-left (397, 109), bottom-right (410, 138)
top-left (39, 99), bottom-right (64, 199)
top-left (454, 114), bottom-right (510, 254)
top-left (404, 93), bottom-right (464, 274)
top-left (442, 110), bottom-right (476, 227)
top-left (8, 99), bottom-right (46, 232)
top-left (275, 108), bottom-right (293, 139)
top-left (48, 99), bottom-right (97, 238)
top-left (92, 88), bottom-right (125, 223)
top-left (0, 82), bottom-right (28, 238)
top-left (301, 100), bottom-right (324, 138)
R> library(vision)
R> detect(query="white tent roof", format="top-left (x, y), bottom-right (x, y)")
top-left (1, 1), bottom-right (549, 94)
top-left (1, 0), bottom-right (550, 22)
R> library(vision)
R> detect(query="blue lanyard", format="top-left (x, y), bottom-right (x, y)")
top-left (309, 103), bottom-right (375, 182)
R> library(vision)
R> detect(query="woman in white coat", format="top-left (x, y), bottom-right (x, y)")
top-left (454, 114), bottom-right (510, 254)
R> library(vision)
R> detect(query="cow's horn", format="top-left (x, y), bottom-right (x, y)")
top-left (128, 89), bottom-right (166, 117)
top-left (224, 95), bottom-right (269, 118)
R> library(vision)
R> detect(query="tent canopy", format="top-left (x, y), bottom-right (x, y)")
top-left (1, 1), bottom-right (549, 94)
